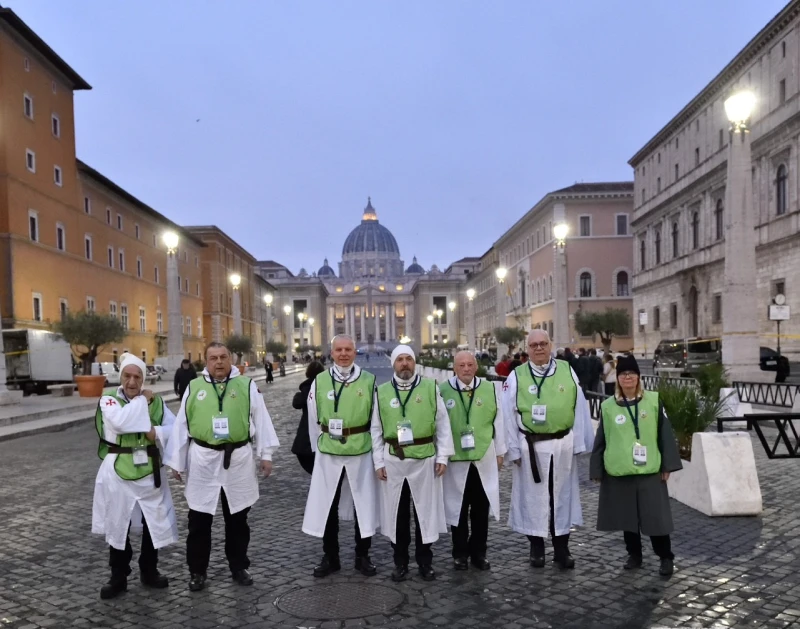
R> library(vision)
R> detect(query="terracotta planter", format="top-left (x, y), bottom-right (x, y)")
top-left (74, 375), bottom-right (106, 398)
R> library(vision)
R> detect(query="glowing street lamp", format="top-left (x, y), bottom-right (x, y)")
top-left (263, 293), bottom-right (273, 347)
top-left (163, 231), bottom-right (182, 370)
top-left (466, 288), bottom-right (476, 350)
top-left (229, 274), bottom-right (242, 334)
top-left (283, 304), bottom-right (293, 363)
top-left (725, 90), bottom-right (756, 132)
top-left (553, 222), bottom-right (569, 249)
top-left (466, 288), bottom-right (476, 301)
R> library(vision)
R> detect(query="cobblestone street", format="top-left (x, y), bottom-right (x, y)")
top-left (2, 363), bottom-right (800, 629)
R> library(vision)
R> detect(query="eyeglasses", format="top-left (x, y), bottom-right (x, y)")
top-left (618, 371), bottom-right (638, 378)
top-left (529, 342), bottom-right (550, 349)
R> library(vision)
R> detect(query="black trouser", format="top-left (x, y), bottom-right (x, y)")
top-left (451, 463), bottom-right (489, 560)
top-left (186, 490), bottom-right (250, 574)
top-left (323, 469), bottom-right (371, 559)
top-left (109, 516), bottom-right (158, 578)
top-left (527, 456), bottom-right (570, 561)
top-left (296, 453), bottom-right (315, 475)
top-left (392, 480), bottom-right (432, 567)
top-left (624, 531), bottom-right (673, 560)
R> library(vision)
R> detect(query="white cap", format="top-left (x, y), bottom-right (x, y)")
top-left (119, 352), bottom-right (147, 380)
top-left (390, 344), bottom-right (415, 366)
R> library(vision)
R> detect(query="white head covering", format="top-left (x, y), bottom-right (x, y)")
top-left (390, 344), bottom-right (415, 366)
top-left (119, 352), bottom-right (146, 380)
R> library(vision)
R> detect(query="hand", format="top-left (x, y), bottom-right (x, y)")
top-left (661, 472), bottom-right (670, 482)
top-left (496, 456), bottom-right (504, 471)
top-left (514, 459), bottom-right (521, 467)
top-left (376, 467), bottom-right (387, 481)
top-left (435, 463), bottom-right (447, 477)
top-left (261, 460), bottom-right (273, 477)
top-left (145, 427), bottom-right (157, 441)
top-left (142, 389), bottom-right (154, 404)
top-left (171, 469), bottom-right (182, 482)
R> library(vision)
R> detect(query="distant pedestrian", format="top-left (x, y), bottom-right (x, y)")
top-left (265, 360), bottom-right (274, 384)
top-left (602, 354), bottom-right (617, 396)
top-left (291, 360), bottom-right (326, 475)
top-left (575, 348), bottom-right (590, 390)
top-left (588, 349), bottom-right (603, 393)
top-left (173, 359), bottom-right (197, 400)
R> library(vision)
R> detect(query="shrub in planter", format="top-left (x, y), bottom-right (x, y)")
top-left (696, 364), bottom-right (729, 402)
top-left (658, 382), bottom-right (727, 460)
top-left (52, 310), bottom-right (126, 375)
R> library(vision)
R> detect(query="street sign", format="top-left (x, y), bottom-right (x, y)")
top-left (638, 311), bottom-right (648, 325)
top-left (769, 305), bottom-right (790, 321)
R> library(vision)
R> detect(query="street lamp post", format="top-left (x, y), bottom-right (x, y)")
top-left (263, 294), bottom-right (273, 357)
top-left (435, 309), bottom-right (443, 348)
top-left (448, 301), bottom-right (456, 346)
top-left (230, 273), bottom-right (242, 335)
top-left (553, 221), bottom-right (569, 349)
top-left (297, 312), bottom-right (307, 352)
top-left (283, 304), bottom-right (293, 363)
top-left (466, 288), bottom-right (476, 351)
top-left (308, 317), bottom-right (315, 352)
top-left (163, 231), bottom-right (183, 371)
top-left (426, 314), bottom-right (434, 346)
top-left (722, 90), bottom-right (766, 381)
top-left (495, 267), bottom-right (507, 355)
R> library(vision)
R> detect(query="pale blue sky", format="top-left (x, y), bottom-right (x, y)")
top-left (8, 0), bottom-right (787, 273)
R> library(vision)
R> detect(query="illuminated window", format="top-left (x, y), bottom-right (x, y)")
top-left (396, 284), bottom-right (403, 291)
top-left (335, 286), bottom-right (343, 293)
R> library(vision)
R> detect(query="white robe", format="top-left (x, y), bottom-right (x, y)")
top-left (91, 390), bottom-right (178, 551)
top-left (502, 360), bottom-right (595, 537)
top-left (302, 364), bottom-right (380, 538)
top-left (164, 367), bottom-right (280, 515)
top-left (371, 375), bottom-right (455, 544)
top-left (442, 376), bottom-right (508, 526)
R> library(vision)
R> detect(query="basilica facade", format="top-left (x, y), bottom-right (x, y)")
top-left (257, 199), bottom-right (476, 354)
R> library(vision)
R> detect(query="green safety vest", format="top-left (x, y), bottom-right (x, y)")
top-left (95, 389), bottom-right (164, 481)
top-left (186, 376), bottom-right (252, 444)
top-left (601, 391), bottom-right (661, 476)
top-left (315, 369), bottom-right (376, 456)
top-left (440, 378), bottom-right (497, 461)
top-left (377, 377), bottom-right (437, 459)
top-left (514, 361), bottom-right (577, 433)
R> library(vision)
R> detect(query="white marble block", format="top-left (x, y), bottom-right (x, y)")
top-left (667, 432), bottom-right (762, 516)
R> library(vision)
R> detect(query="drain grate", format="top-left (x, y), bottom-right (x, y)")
top-left (275, 582), bottom-right (404, 620)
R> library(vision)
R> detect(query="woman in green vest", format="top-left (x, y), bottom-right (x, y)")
top-left (590, 355), bottom-right (682, 577)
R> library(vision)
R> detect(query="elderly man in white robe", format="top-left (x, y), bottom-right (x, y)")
top-left (441, 351), bottom-right (506, 571)
top-left (165, 342), bottom-right (279, 592)
top-left (302, 335), bottom-right (380, 578)
top-left (92, 352), bottom-right (178, 599)
top-left (502, 329), bottom-right (594, 570)
top-left (372, 345), bottom-right (454, 582)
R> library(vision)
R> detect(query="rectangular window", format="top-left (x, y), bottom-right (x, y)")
top-left (783, 41), bottom-right (787, 58)
top-left (54, 166), bottom-right (62, 187)
top-left (154, 266), bottom-right (160, 284)
top-left (157, 310), bottom-right (163, 333)
top-left (771, 279), bottom-right (786, 299)
top-left (197, 317), bottom-right (202, 337)
top-left (59, 299), bottom-right (68, 321)
top-left (195, 255), bottom-right (199, 268)
top-left (152, 234), bottom-right (156, 247)
top-left (24, 57), bottom-right (30, 71)
top-left (695, 147), bottom-right (700, 167)
top-left (109, 301), bottom-right (117, 318)
top-left (184, 278), bottom-right (189, 292)
top-left (579, 215), bottom-right (591, 237)
top-left (616, 214), bottom-right (628, 235)
top-left (186, 316), bottom-right (192, 336)
top-left (84, 197), bottom-right (91, 214)
top-left (719, 129), bottom-right (724, 150)
top-left (135, 224), bottom-right (140, 240)
top-left (121, 304), bottom-right (129, 329)
top-left (674, 163), bottom-right (679, 181)
top-left (675, 137), bottom-right (679, 149)
top-left (24, 93), bottom-right (33, 119)
top-left (657, 152), bottom-right (661, 164)
top-left (117, 214), bottom-right (123, 230)
top-left (139, 307), bottom-right (146, 332)
top-left (28, 210), bottom-right (39, 241)
top-left (641, 188), bottom-right (645, 205)
top-left (653, 306), bottom-right (660, 330)
top-left (56, 223), bottom-right (65, 251)
top-left (26, 149), bottom-right (36, 173)
top-left (141, 350), bottom-right (147, 363)
top-left (670, 303), bottom-right (678, 328)
top-left (196, 281), bottom-right (200, 296)
top-left (107, 246), bottom-right (114, 268)
top-left (118, 250), bottom-right (125, 272)
top-left (86, 296), bottom-right (96, 312)
top-left (51, 114), bottom-right (60, 138)
top-left (712, 294), bottom-right (722, 323)
top-left (178, 275), bottom-right (182, 291)
top-left (136, 257), bottom-right (142, 278)
top-left (106, 207), bottom-right (111, 225)
top-left (84, 235), bottom-right (92, 260)
top-left (657, 177), bottom-right (661, 193)
top-left (779, 79), bottom-right (787, 105)
top-left (32, 293), bottom-right (42, 322)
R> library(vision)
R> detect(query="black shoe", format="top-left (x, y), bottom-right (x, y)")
top-left (391, 564), bottom-right (409, 582)
top-left (624, 555), bottom-right (642, 570)
top-left (659, 558), bottom-right (674, 577)
top-left (232, 569), bottom-right (253, 586)
top-left (354, 556), bottom-right (377, 577)
top-left (418, 564), bottom-right (436, 581)
top-left (100, 576), bottom-right (127, 600)
top-left (188, 573), bottom-right (206, 592)
top-left (529, 552), bottom-right (545, 568)
top-left (313, 555), bottom-right (341, 578)
top-left (471, 556), bottom-right (491, 571)
top-left (140, 570), bottom-right (169, 588)
top-left (453, 557), bottom-right (468, 571)
top-left (553, 554), bottom-right (575, 570)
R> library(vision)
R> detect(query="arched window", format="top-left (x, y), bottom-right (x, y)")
top-left (536, 280), bottom-right (541, 302)
top-left (579, 272), bottom-right (592, 297)
top-left (616, 271), bottom-right (629, 296)
top-left (777, 164), bottom-right (788, 215)
top-left (640, 239), bottom-right (646, 270)
top-left (691, 212), bottom-right (700, 249)
top-left (548, 274), bottom-right (553, 299)
top-left (714, 199), bottom-right (724, 240)
top-left (671, 221), bottom-right (679, 258)
top-left (654, 229), bottom-right (662, 264)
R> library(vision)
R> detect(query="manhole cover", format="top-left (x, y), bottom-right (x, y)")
top-left (275, 582), bottom-right (404, 619)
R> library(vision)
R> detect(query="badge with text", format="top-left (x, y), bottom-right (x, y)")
top-left (132, 445), bottom-right (149, 467)
top-left (445, 398), bottom-right (456, 410)
top-left (615, 414), bottom-right (626, 425)
top-left (196, 390), bottom-right (207, 401)
top-left (327, 390), bottom-right (336, 400)
top-left (460, 429), bottom-right (476, 451)
top-left (633, 442), bottom-right (647, 466)
top-left (390, 398), bottom-right (401, 409)
top-left (397, 420), bottom-right (414, 446)
top-left (531, 404), bottom-right (547, 425)
top-left (213, 415), bottom-right (230, 440)
top-left (528, 384), bottom-right (539, 395)
top-left (328, 418), bottom-right (344, 440)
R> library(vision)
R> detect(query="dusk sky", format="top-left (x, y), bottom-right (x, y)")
top-left (8, 1), bottom-right (787, 273)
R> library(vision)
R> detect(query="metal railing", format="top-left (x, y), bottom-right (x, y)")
top-left (732, 382), bottom-right (800, 408)
top-left (585, 391), bottom-right (609, 420)
top-left (717, 413), bottom-right (800, 459)
top-left (640, 374), bottom-right (698, 391)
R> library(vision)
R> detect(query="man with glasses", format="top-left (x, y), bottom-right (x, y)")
top-left (502, 330), bottom-right (594, 570)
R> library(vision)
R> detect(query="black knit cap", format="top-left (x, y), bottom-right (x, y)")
top-left (615, 354), bottom-right (640, 378)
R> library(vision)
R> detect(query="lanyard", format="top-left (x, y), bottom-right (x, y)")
top-left (392, 378), bottom-right (418, 418)
top-left (455, 379), bottom-right (476, 425)
top-left (212, 375), bottom-right (231, 413)
top-left (527, 359), bottom-right (552, 400)
top-left (622, 396), bottom-right (640, 440)
top-left (330, 371), bottom-right (349, 413)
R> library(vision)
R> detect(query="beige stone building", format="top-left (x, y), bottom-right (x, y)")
top-left (630, 0), bottom-right (800, 359)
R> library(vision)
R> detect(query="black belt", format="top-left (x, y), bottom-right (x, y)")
top-left (320, 422), bottom-right (370, 444)
top-left (519, 428), bottom-right (571, 484)
top-left (192, 438), bottom-right (250, 469)
top-left (384, 435), bottom-right (434, 460)
top-left (107, 443), bottom-right (162, 488)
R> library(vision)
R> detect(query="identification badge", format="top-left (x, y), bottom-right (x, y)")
top-left (213, 415), bottom-right (230, 440)
top-left (328, 418), bottom-right (344, 440)
top-left (132, 446), bottom-right (149, 467)
top-left (633, 443), bottom-right (647, 466)
top-left (460, 429), bottom-right (475, 451)
top-left (531, 405), bottom-right (547, 425)
top-left (397, 420), bottom-right (414, 446)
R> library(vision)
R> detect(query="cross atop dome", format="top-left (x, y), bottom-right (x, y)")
top-left (362, 196), bottom-right (378, 222)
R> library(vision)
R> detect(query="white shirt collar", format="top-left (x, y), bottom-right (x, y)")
top-left (393, 374), bottom-right (418, 390)
top-left (331, 363), bottom-right (359, 382)
top-left (449, 376), bottom-right (478, 390)
top-left (528, 359), bottom-right (555, 377)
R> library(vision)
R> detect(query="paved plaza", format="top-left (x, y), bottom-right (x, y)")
top-left (1, 360), bottom-right (800, 629)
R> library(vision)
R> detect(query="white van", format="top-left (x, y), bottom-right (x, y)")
top-left (97, 362), bottom-right (120, 386)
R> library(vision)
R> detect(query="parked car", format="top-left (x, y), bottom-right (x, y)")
top-left (653, 338), bottom-right (721, 377)
top-left (97, 362), bottom-right (120, 387)
top-left (146, 365), bottom-right (162, 381)
top-left (760, 347), bottom-right (790, 382)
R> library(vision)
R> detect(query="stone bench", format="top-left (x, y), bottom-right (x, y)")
top-left (47, 384), bottom-right (76, 397)
top-left (146, 375), bottom-right (159, 385)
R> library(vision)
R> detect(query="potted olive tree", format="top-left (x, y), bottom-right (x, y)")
top-left (264, 340), bottom-right (287, 369)
top-left (224, 333), bottom-right (253, 372)
top-left (53, 311), bottom-right (126, 397)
